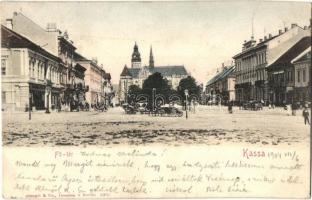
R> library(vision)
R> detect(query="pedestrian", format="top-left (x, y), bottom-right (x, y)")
top-left (228, 101), bottom-right (233, 114)
top-left (287, 104), bottom-right (291, 116)
top-left (302, 107), bottom-right (310, 125)
top-left (291, 103), bottom-right (296, 116)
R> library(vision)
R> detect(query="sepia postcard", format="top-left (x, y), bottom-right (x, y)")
top-left (1, 1), bottom-right (311, 199)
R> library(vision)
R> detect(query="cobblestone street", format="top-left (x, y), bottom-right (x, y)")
top-left (3, 106), bottom-right (310, 147)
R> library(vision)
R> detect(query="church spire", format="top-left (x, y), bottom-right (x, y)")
top-left (131, 42), bottom-right (141, 68)
top-left (149, 46), bottom-right (154, 68)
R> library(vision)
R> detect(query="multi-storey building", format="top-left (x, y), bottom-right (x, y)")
top-left (119, 43), bottom-right (188, 103)
top-left (5, 12), bottom-right (77, 109)
top-left (74, 53), bottom-right (104, 105)
top-left (233, 23), bottom-right (310, 104)
top-left (102, 72), bottom-right (114, 107)
top-left (73, 62), bottom-right (87, 106)
top-left (205, 64), bottom-right (236, 104)
top-left (267, 37), bottom-right (310, 105)
top-left (1, 25), bottom-right (61, 111)
top-left (292, 45), bottom-right (311, 104)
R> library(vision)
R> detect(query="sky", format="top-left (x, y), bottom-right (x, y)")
top-left (1, 1), bottom-right (311, 85)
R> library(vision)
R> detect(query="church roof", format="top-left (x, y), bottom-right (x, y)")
top-left (151, 66), bottom-right (187, 77)
top-left (124, 65), bottom-right (188, 78)
top-left (120, 65), bottom-right (132, 76)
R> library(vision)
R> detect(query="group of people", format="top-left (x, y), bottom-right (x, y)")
top-left (228, 100), bottom-right (310, 125)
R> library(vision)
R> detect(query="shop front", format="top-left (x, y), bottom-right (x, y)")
top-left (29, 83), bottom-right (45, 110)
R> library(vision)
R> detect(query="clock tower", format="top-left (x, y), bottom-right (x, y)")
top-left (131, 42), bottom-right (141, 68)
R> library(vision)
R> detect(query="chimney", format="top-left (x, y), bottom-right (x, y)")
top-left (46, 23), bottom-right (57, 32)
top-left (259, 39), bottom-right (263, 42)
top-left (278, 29), bottom-right (283, 34)
top-left (284, 27), bottom-right (288, 32)
top-left (5, 19), bottom-right (13, 29)
top-left (264, 36), bottom-right (267, 40)
top-left (268, 34), bottom-right (272, 38)
top-left (291, 23), bottom-right (297, 28)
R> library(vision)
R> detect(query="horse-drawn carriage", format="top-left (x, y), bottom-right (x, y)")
top-left (157, 106), bottom-right (183, 117)
top-left (122, 103), bottom-right (183, 117)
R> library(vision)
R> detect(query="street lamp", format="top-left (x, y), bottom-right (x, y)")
top-left (152, 88), bottom-right (156, 112)
top-left (184, 89), bottom-right (189, 119)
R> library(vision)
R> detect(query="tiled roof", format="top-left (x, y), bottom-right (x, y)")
top-left (151, 66), bottom-right (187, 77)
top-left (104, 73), bottom-right (111, 80)
top-left (206, 66), bottom-right (235, 86)
top-left (291, 46), bottom-right (311, 64)
top-left (74, 52), bottom-right (88, 61)
top-left (269, 37), bottom-right (311, 68)
top-left (122, 65), bottom-right (188, 78)
top-left (127, 68), bottom-right (141, 78)
top-left (120, 65), bottom-right (132, 76)
top-left (1, 25), bottom-right (60, 62)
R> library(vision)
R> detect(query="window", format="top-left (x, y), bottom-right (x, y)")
top-left (32, 61), bottom-right (35, 77)
top-left (37, 62), bottom-right (40, 79)
top-left (1, 59), bottom-right (6, 75)
top-left (297, 70), bottom-right (300, 82)
top-left (303, 69), bottom-right (306, 82)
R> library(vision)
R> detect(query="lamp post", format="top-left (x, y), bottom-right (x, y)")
top-left (152, 88), bottom-right (156, 113)
top-left (184, 89), bottom-right (189, 119)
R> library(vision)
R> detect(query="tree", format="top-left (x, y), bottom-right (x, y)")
top-left (128, 85), bottom-right (142, 96)
top-left (142, 72), bottom-right (171, 107)
top-left (142, 72), bottom-right (171, 95)
top-left (177, 76), bottom-right (200, 100)
top-left (127, 85), bottom-right (142, 104)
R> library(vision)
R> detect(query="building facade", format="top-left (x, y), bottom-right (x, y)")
top-left (75, 59), bottom-right (103, 105)
top-left (233, 23), bottom-right (310, 104)
top-left (267, 37), bottom-right (311, 105)
top-left (205, 64), bottom-right (236, 104)
top-left (74, 52), bottom-right (111, 106)
top-left (292, 46), bottom-right (311, 104)
top-left (102, 73), bottom-right (114, 107)
top-left (5, 12), bottom-right (77, 110)
top-left (72, 63), bottom-right (87, 106)
top-left (1, 25), bottom-right (61, 111)
top-left (119, 43), bottom-right (188, 103)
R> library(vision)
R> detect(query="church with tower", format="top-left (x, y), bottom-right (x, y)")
top-left (119, 42), bottom-right (188, 103)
